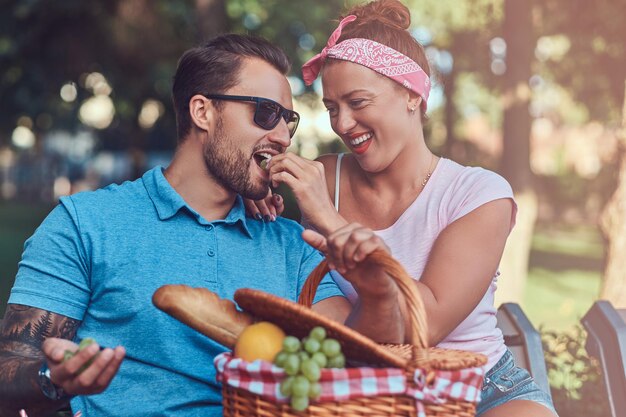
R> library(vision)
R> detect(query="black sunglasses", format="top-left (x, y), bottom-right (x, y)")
top-left (204, 94), bottom-right (300, 138)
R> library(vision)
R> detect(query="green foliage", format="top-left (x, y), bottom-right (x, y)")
top-left (542, 325), bottom-right (610, 417)
top-left (227, 0), bottom-right (344, 76)
top-left (536, 0), bottom-right (626, 123)
top-left (407, 0), bottom-right (502, 41)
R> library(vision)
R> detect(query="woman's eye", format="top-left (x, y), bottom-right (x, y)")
top-left (350, 99), bottom-right (366, 107)
top-left (326, 107), bottom-right (338, 116)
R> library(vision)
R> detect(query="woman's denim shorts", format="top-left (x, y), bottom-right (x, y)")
top-left (477, 349), bottom-right (558, 416)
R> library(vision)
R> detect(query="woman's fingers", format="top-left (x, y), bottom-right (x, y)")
top-left (243, 197), bottom-right (262, 220)
top-left (243, 191), bottom-right (284, 222)
top-left (302, 229), bottom-right (328, 253)
top-left (325, 224), bottom-right (389, 274)
top-left (272, 193), bottom-right (284, 216)
top-left (255, 198), bottom-right (273, 222)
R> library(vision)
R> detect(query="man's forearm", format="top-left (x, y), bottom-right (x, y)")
top-left (0, 305), bottom-right (79, 417)
top-left (0, 354), bottom-right (69, 417)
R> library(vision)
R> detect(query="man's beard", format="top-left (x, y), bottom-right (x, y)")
top-left (202, 118), bottom-right (269, 200)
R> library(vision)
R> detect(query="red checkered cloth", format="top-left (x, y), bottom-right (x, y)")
top-left (214, 352), bottom-right (484, 417)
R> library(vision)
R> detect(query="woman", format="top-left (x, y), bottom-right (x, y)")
top-left (246, 1), bottom-right (557, 415)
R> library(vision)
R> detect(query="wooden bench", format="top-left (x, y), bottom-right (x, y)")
top-left (496, 302), bottom-right (551, 394)
top-left (581, 300), bottom-right (626, 417)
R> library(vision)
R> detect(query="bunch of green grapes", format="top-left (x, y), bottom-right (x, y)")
top-left (273, 326), bottom-right (345, 411)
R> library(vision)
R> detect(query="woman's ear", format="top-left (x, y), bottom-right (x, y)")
top-left (407, 92), bottom-right (422, 114)
top-left (189, 94), bottom-right (216, 132)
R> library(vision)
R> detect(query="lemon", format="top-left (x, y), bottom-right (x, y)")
top-left (234, 321), bottom-right (286, 362)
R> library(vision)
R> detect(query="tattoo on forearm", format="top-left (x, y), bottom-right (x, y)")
top-left (0, 304), bottom-right (80, 413)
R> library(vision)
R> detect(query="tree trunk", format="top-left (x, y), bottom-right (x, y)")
top-left (599, 81), bottom-right (626, 308)
top-left (443, 67), bottom-right (458, 158)
top-left (195, 0), bottom-right (228, 42)
top-left (496, 0), bottom-right (536, 305)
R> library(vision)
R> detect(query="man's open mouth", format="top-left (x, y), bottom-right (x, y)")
top-left (253, 152), bottom-right (273, 170)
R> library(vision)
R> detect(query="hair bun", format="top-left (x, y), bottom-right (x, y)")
top-left (345, 0), bottom-right (411, 31)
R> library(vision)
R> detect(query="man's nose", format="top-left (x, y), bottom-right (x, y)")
top-left (267, 119), bottom-right (292, 148)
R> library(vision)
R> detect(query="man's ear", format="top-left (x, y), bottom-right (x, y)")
top-left (189, 94), bottom-right (216, 132)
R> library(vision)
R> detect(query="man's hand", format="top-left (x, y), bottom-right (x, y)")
top-left (42, 338), bottom-right (125, 396)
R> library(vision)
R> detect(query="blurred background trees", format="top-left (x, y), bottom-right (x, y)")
top-left (1, 0), bottom-right (625, 340)
top-left (2, 1), bottom-right (625, 414)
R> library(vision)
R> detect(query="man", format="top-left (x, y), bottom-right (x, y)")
top-left (0, 34), bottom-right (404, 417)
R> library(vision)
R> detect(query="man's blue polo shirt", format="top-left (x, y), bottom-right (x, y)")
top-left (9, 167), bottom-right (343, 417)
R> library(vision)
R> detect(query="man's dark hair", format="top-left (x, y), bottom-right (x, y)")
top-left (172, 34), bottom-right (291, 141)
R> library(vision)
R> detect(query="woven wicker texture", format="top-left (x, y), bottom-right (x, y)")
top-left (227, 250), bottom-right (486, 416)
top-left (223, 385), bottom-right (477, 417)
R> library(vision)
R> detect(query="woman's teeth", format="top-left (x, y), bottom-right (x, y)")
top-left (350, 133), bottom-right (372, 146)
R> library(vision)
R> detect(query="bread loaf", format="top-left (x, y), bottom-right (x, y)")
top-left (152, 285), bottom-right (254, 349)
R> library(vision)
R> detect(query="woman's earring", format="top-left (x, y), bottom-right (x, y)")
top-left (409, 106), bottom-right (416, 114)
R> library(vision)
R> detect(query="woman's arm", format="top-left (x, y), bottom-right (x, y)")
top-left (415, 198), bottom-right (514, 346)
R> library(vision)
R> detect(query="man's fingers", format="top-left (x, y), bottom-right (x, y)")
top-left (71, 347), bottom-right (113, 387)
top-left (43, 338), bottom-right (78, 363)
top-left (95, 347), bottom-right (126, 389)
top-left (302, 229), bottom-right (328, 253)
top-left (61, 343), bottom-right (100, 377)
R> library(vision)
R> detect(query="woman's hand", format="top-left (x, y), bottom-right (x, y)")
top-left (303, 224), bottom-right (404, 343)
top-left (268, 153), bottom-right (345, 233)
top-left (302, 224), bottom-right (396, 299)
top-left (243, 190), bottom-right (284, 222)
top-left (42, 338), bottom-right (126, 396)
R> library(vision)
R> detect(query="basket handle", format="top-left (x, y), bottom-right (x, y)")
top-left (297, 249), bottom-right (429, 354)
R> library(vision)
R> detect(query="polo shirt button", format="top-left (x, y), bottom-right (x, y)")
top-left (207, 249), bottom-right (215, 257)
top-left (205, 225), bottom-right (214, 231)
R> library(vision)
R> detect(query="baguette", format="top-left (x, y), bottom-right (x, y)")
top-left (152, 285), bottom-right (254, 349)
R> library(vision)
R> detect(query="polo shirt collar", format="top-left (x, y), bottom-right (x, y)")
top-left (142, 167), bottom-right (253, 238)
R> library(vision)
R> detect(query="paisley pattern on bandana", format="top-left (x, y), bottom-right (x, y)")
top-left (302, 15), bottom-right (431, 113)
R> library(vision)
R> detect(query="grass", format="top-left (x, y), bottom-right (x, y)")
top-left (523, 224), bottom-right (604, 331)
top-left (0, 202), bottom-right (606, 331)
top-left (0, 202), bottom-right (53, 317)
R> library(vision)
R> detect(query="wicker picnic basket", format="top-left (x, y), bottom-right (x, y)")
top-left (224, 250), bottom-right (487, 417)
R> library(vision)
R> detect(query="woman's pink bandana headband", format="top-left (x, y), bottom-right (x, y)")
top-left (302, 15), bottom-right (430, 113)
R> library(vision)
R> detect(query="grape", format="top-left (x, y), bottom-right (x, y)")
top-left (290, 395), bottom-right (309, 412)
top-left (300, 359), bottom-right (321, 382)
top-left (298, 351), bottom-right (311, 362)
top-left (280, 376), bottom-right (295, 396)
top-left (78, 338), bottom-right (96, 350)
top-left (283, 336), bottom-right (301, 353)
top-left (292, 375), bottom-right (311, 397)
top-left (274, 351), bottom-right (288, 367)
top-left (309, 326), bottom-right (327, 341)
top-left (304, 338), bottom-right (321, 354)
top-left (327, 353), bottom-right (345, 369)
top-left (321, 339), bottom-right (341, 358)
top-left (272, 326), bottom-right (344, 411)
top-left (311, 351), bottom-right (328, 368)
top-left (63, 350), bottom-right (75, 362)
top-left (283, 353), bottom-right (300, 376)
top-left (308, 382), bottom-right (322, 399)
